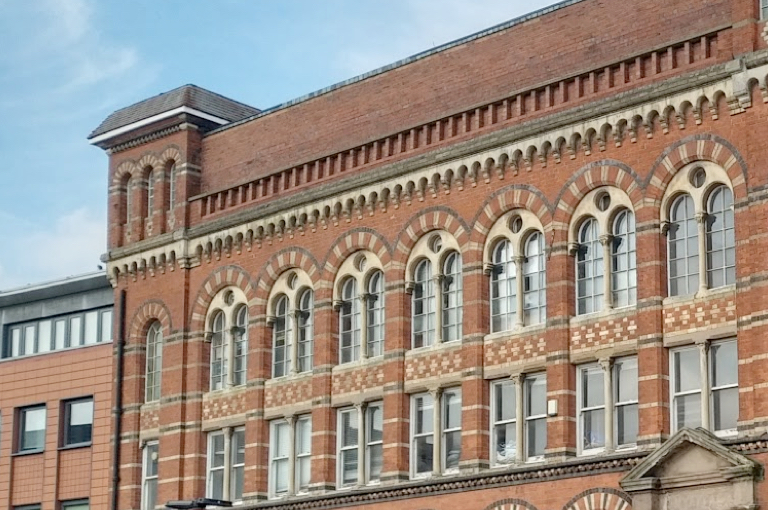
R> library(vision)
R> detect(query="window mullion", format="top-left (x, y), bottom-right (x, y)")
top-left (512, 373), bottom-right (525, 463)
top-left (599, 359), bottom-right (614, 452)
top-left (514, 255), bottom-right (525, 328)
top-left (356, 403), bottom-right (366, 485)
top-left (696, 212), bottom-right (708, 293)
top-left (222, 427), bottom-right (232, 499)
top-left (699, 341), bottom-right (711, 430)
top-left (287, 416), bottom-right (297, 495)
top-left (431, 388), bottom-right (442, 474)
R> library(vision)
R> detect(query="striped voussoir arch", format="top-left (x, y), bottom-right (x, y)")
top-left (189, 265), bottom-right (256, 332)
top-left (471, 184), bottom-right (554, 242)
top-left (392, 205), bottom-right (472, 266)
top-left (481, 497), bottom-right (539, 510)
top-left (562, 488), bottom-right (632, 510)
top-left (128, 299), bottom-right (174, 342)
top-left (321, 227), bottom-right (392, 281)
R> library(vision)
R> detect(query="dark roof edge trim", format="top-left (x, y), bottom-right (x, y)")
top-left (207, 0), bottom-right (585, 137)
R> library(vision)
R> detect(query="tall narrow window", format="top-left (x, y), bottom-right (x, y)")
top-left (441, 253), bottom-right (462, 342)
top-left (339, 279), bottom-right (361, 364)
top-left (710, 341), bottom-right (738, 434)
top-left (338, 409), bottom-right (359, 487)
top-left (146, 170), bottom-right (155, 218)
top-left (611, 210), bottom-right (636, 308)
top-left (295, 417), bottom-right (312, 493)
top-left (668, 194), bottom-right (699, 296)
top-left (365, 403), bottom-right (383, 483)
top-left (523, 232), bottom-right (546, 325)
top-left (146, 322), bottom-right (163, 403)
top-left (578, 366), bottom-right (605, 453)
top-left (232, 306), bottom-right (248, 387)
top-left (576, 218), bottom-right (604, 315)
top-left (706, 186), bottom-right (735, 289)
top-left (490, 240), bottom-right (516, 333)
top-left (125, 176), bottom-right (133, 225)
top-left (411, 393), bottom-right (434, 477)
top-left (142, 441), bottom-right (159, 510)
top-left (210, 311), bottom-right (227, 391)
top-left (671, 347), bottom-right (702, 429)
top-left (272, 296), bottom-right (291, 378)
top-left (491, 380), bottom-right (516, 465)
top-left (168, 163), bottom-right (176, 211)
top-left (412, 260), bottom-right (435, 348)
top-left (614, 357), bottom-right (638, 447)
top-left (442, 388), bottom-right (462, 472)
top-left (270, 421), bottom-right (290, 496)
top-left (297, 290), bottom-right (313, 373)
top-left (763, 0), bottom-right (768, 20)
top-left (231, 428), bottom-right (245, 501)
top-left (366, 271), bottom-right (385, 358)
top-left (524, 374), bottom-right (547, 460)
top-left (205, 427), bottom-right (245, 502)
top-left (208, 432), bottom-right (226, 499)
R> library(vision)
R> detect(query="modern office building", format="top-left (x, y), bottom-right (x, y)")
top-left (0, 272), bottom-right (113, 510)
top-left (90, 0), bottom-right (768, 508)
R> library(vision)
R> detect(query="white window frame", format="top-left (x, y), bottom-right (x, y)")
top-left (522, 232), bottom-right (547, 326)
top-left (490, 240), bottom-right (517, 333)
top-left (206, 427), bottom-right (245, 503)
top-left (410, 388), bottom-right (461, 478)
top-left (269, 416), bottom-right (312, 498)
top-left (523, 373), bottom-right (547, 462)
top-left (490, 379), bottom-right (517, 466)
top-left (411, 259), bottom-right (435, 348)
top-left (577, 364), bottom-right (606, 455)
top-left (576, 218), bottom-right (604, 315)
top-left (670, 339), bottom-right (738, 437)
top-left (142, 441), bottom-right (159, 510)
top-left (611, 210), bottom-right (637, 308)
top-left (272, 295), bottom-right (292, 377)
top-left (269, 273), bottom-right (314, 378)
top-left (339, 278), bottom-right (361, 364)
top-left (705, 185), bottom-right (735, 289)
top-left (440, 388), bottom-right (462, 473)
top-left (441, 253), bottom-right (463, 343)
top-left (146, 170), bottom-right (155, 219)
top-left (364, 402), bottom-right (383, 484)
top-left (365, 271), bottom-right (385, 358)
top-left (336, 403), bottom-right (384, 487)
top-left (337, 407), bottom-right (359, 488)
top-left (208, 292), bottom-right (249, 392)
top-left (668, 194), bottom-right (699, 297)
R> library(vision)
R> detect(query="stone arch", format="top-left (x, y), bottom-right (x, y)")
top-left (392, 206), bottom-right (471, 271)
top-left (112, 160), bottom-right (139, 188)
top-left (562, 488), bottom-right (632, 510)
top-left (482, 499), bottom-right (538, 510)
top-left (470, 184), bottom-right (554, 246)
top-left (128, 299), bottom-right (174, 342)
top-left (189, 265), bottom-right (256, 333)
top-left (646, 134), bottom-right (748, 204)
top-left (321, 227), bottom-right (392, 284)
top-left (159, 145), bottom-right (183, 167)
top-left (253, 247), bottom-right (321, 308)
top-left (137, 153), bottom-right (162, 175)
top-left (553, 160), bottom-right (643, 241)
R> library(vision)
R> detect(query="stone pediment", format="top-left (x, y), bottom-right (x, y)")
top-left (621, 428), bottom-right (760, 491)
top-left (620, 428), bottom-right (761, 510)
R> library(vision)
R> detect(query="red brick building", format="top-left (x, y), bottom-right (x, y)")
top-left (91, 0), bottom-right (768, 509)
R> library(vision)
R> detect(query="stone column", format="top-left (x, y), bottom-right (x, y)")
top-left (599, 358), bottom-right (614, 452)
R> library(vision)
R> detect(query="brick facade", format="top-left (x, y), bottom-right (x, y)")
top-left (92, 0), bottom-right (768, 509)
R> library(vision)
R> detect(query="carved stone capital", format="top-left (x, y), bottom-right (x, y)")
top-left (660, 220), bottom-right (671, 236)
top-left (404, 281), bottom-right (416, 294)
top-left (599, 234), bottom-right (614, 247)
top-left (568, 242), bottom-right (581, 256)
top-left (695, 212), bottom-right (709, 224)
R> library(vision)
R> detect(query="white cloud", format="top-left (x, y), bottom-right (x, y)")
top-left (0, 208), bottom-right (106, 290)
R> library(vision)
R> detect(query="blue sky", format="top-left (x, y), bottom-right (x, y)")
top-left (0, 0), bottom-right (556, 290)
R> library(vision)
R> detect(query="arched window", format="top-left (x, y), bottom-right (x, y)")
top-left (339, 279), bottom-right (360, 364)
top-left (210, 311), bottom-right (227, 390)
top-left (412, 259), bottom-right (435, 348)
top-left (273, 295), bottom-right (292, 378)
top-left (366, 270), bottom-right (385, 357)
top-left (668, 194), bottom-right (698, 297)
top-left (297, 289), bottom-right (314, 373)
top-left (168, 162), bottom-right (176, 211)
top-left (706, 185), bottom-right (735, 289)
top-left (269, 270), bottom-right (314, 378)
top-left (145, 321), bottom-right (163, 402)
top-left (441, 252), bottom-right (462, 342)
top-left (232, 305), bottom-right (248, 386)
top-left (576, 218), bottom-right (603, 315)
top-left (125, 175), bottom-right (133, 225)
top-left (611, 210), bottom-right (636, 308)
top-left (146, 170), bottom-right (155, 218)
top-left (523, 232), bottom-right (546, 325)
top-left (490, 240), bottom-right (516, 333)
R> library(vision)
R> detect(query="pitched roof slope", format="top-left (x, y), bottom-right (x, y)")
top-left (89, 84), bottom-right (261, 138)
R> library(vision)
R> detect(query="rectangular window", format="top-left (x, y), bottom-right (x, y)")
top-left (142, 441), bottom-right (159, 510)
top-left (55, 319), bottom-right (67, 350)
top-left (84, 311), bottom-right (99, 345)
top-left (578, 365), bottom-right (605, 453)
top-left (10, 327), bottom-right (21, 357)
top-left (38, 320), bottom-right (52, 353)
top-left (269, 416), bottom-right (312, 498)
top-left (61, 500), bottom-right (89, 510)
top-left (337, 401), bottom-right (383, 487)
top-left (491, 379), bottom-right (516, 466)
top-left (411, 393), bottom-right (434, 477)
top-left (24, 324), bottom-right (36, 355)
top-left (18, 405), bottom-right (46, 452)
top-left (206, 427), bottom-right (245, 502)
top-left (614, 357), bottom-right (639, 447)
top-left (411, 389), bottom-right (461, 477)
top-left (63, 398), bottom-right (93, 446)
top-left (524, 374), bottom-right (547, 460)
top-left (763, 0), bottom-right (768, 20)
top-left (70, 316), bottom-right (82, 346)
top-left (101, 310), bottom-right (113, 343)
top-left (671, 340), bottom-right (738, 436)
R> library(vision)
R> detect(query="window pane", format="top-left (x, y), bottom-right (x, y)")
top-left (615, 357), bottom-right (638, 403)
top-left (22, 407), bottom-right (46, 450)
top-left (674, 348), bottom-right (700, 393)
top-left (675, 393), bottom-right (701, 429)
top-left (66, 399), bottom-right (93, 445)
top-left (527, 417), bottom-right (546, 458)
top-left (341, 448), bottom-right (358, 485)
top-left (494, 422), bottom-right (516, 464)
top-left (55, 320), bottom-right (67, 349)
top-left (70, 316), bottom-right (82, 346)
top-left (101, 310), bottom-right (113, 342)
top-left (581, 366), bottom-right (604, 408)
top-left (368, 405), bottom-right (383, 443)
top-left (368, 443), bottom-right (383, 481)
top-left (38, 321), bottom-right (52, 353)
top-left (211, 433), bottom-right (225, 467)
top-left (713, 387), bottom-right (738, 432)
top-left (711, 341), bottom-right (737, 387)
top-left (581, 408), bottom-right (605, 450)
top-left (414, 435), bottom-right (433, 474)
top-left (494, 380), bottom-right (516, 422)
top-left (84, 311), bottom-right (99, 345)
top-left (526, 376), bottom-right (546, 417)
top-left (340, 411), bottom-right (358, 448)
top-left (274, 458), bottom-right (289, 493)
top-left (415, 395), bottom-right (434, 434)
top-left (24, 325), bottom-right (35, 355)
top-left (616, 403), bottom-right (638, 446)
top-left (444, 430), bottom-right (461, 470)
top-left (444, 390), bottom-right (461, 429)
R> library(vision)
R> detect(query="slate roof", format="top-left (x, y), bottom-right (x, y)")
top-left (89, 84), bottom-right (261, 139)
